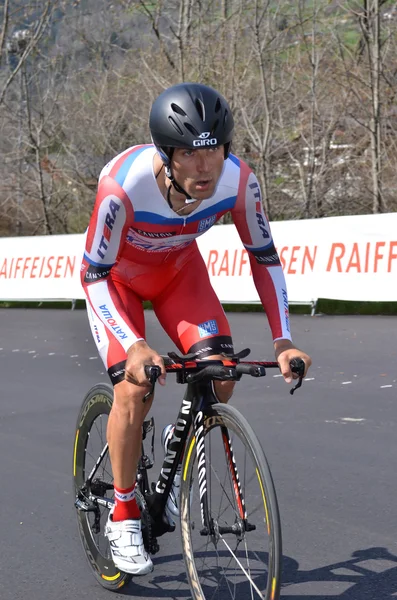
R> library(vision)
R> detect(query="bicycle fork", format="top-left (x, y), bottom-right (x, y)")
top-left (194, 409), bottom-right (256, 544)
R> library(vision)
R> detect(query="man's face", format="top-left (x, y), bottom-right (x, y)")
top-left (170, 146), bottom-right (225, 199)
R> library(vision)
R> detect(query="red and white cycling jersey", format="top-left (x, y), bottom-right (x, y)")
top-left (81, 145), bottom-right (291, 355)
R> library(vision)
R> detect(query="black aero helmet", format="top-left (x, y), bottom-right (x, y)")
top-left (150, 82), bottom-right (234, 163)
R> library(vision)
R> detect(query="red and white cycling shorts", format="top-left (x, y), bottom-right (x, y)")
top-left (87, 244), bottom-right (233, 385)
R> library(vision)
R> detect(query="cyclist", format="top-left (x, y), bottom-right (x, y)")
top-left (80, 82), bottom-right (312, 575)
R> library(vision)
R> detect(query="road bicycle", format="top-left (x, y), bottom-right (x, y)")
top-left (73, 348), bottom-right (305, 599)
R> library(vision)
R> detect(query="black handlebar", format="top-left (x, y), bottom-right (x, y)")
top-left (185, 365), bottom-right (238, 383)
top-left (142, 355), bottom-right (305, 401)
top-left (236, 364), bottom-right (267, 377)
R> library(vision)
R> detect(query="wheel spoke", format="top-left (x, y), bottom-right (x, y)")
top-left (212, 540), bottom-right (240, 599)
top-left (219, 536), bottom-right (265, 600)
top-left (208, 459), bottom-right (240, 521)
top-left (181, 404), bottom-right (280, 600)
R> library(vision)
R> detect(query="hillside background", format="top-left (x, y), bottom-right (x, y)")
top-left (1, 0), bottom-right (396, 236)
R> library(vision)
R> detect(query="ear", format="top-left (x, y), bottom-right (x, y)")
top-left (154, 143), bottom-right (172, 166)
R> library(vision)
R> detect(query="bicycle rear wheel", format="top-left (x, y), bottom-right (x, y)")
top-left (73, 383), bottom-right (132, 591)
top-left (180, 403), bottom-right (282, 600)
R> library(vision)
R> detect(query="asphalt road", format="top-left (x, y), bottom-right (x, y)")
top-left (1, 308), bottom-right (396, 600)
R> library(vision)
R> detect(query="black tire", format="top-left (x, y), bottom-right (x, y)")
top-left (180, 403), bottom-right (282, 600)
top-left (73, 383), bottom-right (132, 591)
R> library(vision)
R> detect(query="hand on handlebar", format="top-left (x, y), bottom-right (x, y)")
top-left (274, 339), bottom-right (312, 384)
top-left (125, 340), bottom-right (166, 387)
top-left (140, 347), bottom-right (309, 401)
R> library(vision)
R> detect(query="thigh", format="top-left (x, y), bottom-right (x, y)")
top-left (86, 278), bottom-right (145, 385)
top-left (152, 248), bottom-right (234, 358)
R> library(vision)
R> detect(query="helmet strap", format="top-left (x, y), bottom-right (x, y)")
top-left (165, 164), bottom-right (193, 202)
top-left (172, 179), bottom-right (194, 201)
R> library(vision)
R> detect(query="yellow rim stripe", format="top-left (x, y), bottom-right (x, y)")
top-left (271, 576), bottom-right (277, 599)
top-left (256, 468), bottom-right (270, 535)
top-left (73, 430), bottom-right (79, 477)
top-left (101, 572), bottom-right (121, 581)
top-left (183, 437), bottom-right (196, 481)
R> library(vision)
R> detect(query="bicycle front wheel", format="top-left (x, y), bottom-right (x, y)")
top-left (180, 403), bottom-right (282, 600)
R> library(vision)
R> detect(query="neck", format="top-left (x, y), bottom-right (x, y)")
top-left (166, 179), bottom-right (185, 205)
top-left (165, 177), bottom-right (202, 214)
top-left (165, 175), bottom-right (197, 206)
top-left (153, 154), bottom-right (201, 212)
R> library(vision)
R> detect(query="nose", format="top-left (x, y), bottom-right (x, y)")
top-left (196, 150), bottom-right (210, 172)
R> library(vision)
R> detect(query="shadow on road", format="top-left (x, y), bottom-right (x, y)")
top-left (117, 546), bottom-right (397, 599)
top-left (282, 546), bottom-right (397, 599)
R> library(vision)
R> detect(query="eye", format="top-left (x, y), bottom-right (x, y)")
top-left (184, 149), bottom-right (194, 157)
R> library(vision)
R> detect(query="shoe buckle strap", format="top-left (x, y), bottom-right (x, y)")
top-left (107, 530), bottom-right (142, 546)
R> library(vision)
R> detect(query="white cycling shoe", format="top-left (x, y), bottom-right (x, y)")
top-left (162, 425), bottom-right (182, 526)
top-left (105, 509), bottom-right (153, 575)
top-left (162, 424), bottom-right (195, 527)
top-left (165, 466), bottom-right (182, 526)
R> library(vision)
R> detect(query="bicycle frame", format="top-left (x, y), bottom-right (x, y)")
top-left (144, 378), bottom-right (221, 537)
top-left (74, 351), bottom-right (304, 599)
top-left (78, 377), bottom-right (246, 542)
top-left (78, 354), bottom-right (303, 544)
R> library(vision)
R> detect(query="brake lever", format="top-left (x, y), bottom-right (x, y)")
top-left (290, 378), bottom-right (303, 395)
top-left (289, 358), bottom-right (305, 396)
top-left (143, 365), bottom-right (161, 403)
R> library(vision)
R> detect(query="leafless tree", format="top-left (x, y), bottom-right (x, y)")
top-left (336, 0), bottom-right (389, 213)
top-left (1, 0), bottom-right (397, 237)
top-left (0, 0), bottom-right (54, 106)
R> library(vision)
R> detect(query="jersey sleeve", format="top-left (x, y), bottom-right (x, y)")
top-left (231, 163), bottom-right (292, 342)
top-left (80, 174), bottom-right (144, 350)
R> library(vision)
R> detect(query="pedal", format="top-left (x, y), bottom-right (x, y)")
top-left (150, 539), bottom-right (160, 554)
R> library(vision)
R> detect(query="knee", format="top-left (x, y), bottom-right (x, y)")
top-left (112, 380), bottom-right (153, 422)
top-left (213, 380), bottom-right (235, 403)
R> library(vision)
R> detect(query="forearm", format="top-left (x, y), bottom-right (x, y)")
top-left (250, 259), bottom-right (292, 342)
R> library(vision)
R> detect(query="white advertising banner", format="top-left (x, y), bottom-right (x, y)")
top-left (196, 213), bottom-right (397, 303)
top-left (0, 234), bottom-right (86, 300)
top-left (0, 213), bottom-right (396, 303)
top-left (196, 219), bottom-right (320, 304)
top-left (308, 214), bottom-right (397, 302)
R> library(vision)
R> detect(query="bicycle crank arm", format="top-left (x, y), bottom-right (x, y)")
top-left (74, 497), bottom-right (98, 513)
top-left (75, 496), bottom-right (103, 535)
top-left (91, 496), bottom-right (114, 510)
